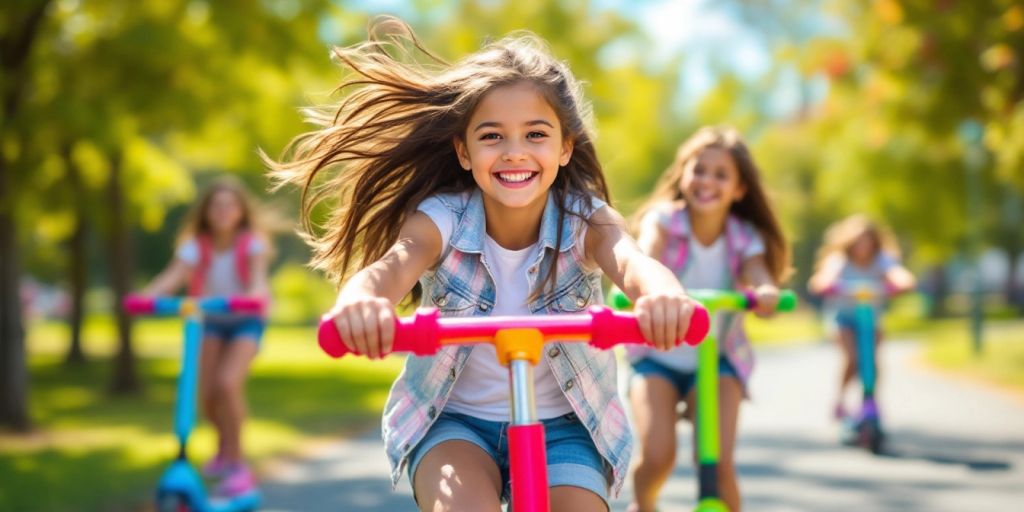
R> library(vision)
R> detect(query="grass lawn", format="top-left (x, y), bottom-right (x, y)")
top-left (1, 317), bottom-right (403, 512)
top-left (919, 319), bottom-right (1024, 393)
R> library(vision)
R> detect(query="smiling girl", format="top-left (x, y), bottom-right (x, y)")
top-left (269, 18), bottom-right (702, 512)
top-left (626, 126), bottom-right (790, 512)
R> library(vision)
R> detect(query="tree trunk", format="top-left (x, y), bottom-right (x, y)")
top-left (65, 143), bottom-right (87, 365)
top-left (0, 0), bottom-right (52, 431)
top-left (1004, 245), bottom-right (1022, 313)
top-left (0, 159), bottom-right (30, 431)
top-left (106, 149), bottom-right (139, 394)
top-left (925, 265), bottom-right (950, 318)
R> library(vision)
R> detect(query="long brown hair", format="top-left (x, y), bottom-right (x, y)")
top-left (268, 16), bottom-right (609, 299)
top-left (633, 126), bottom-right (791, 283)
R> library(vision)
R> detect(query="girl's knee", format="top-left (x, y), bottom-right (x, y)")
top-left (638, 446), bottom-right (675, 474)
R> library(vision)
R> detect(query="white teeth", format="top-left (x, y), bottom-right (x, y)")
top-left (498, 172), bottom-right (534, 183)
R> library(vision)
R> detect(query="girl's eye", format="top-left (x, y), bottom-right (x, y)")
top-left (479, 133), bottom-right (501, 141)
top-left (527, 131), bottom-right (548, 139)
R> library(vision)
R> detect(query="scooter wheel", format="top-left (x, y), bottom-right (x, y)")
top-left (857, 421), bottom-right (884, 454)
top-left (156, 493), bottom-right (192, 512)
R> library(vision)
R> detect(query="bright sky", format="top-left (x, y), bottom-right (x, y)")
top-left (338, 0), bottom-right (832, 117)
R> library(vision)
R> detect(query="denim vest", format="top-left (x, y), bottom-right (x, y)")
top-left (381, 188), bottom-right (631, 495)
top-left (628, 205), bottom-right (759, 390)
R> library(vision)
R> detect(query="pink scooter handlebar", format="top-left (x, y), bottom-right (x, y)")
top-left (317, 304), bottom-right (710, 359)
top-left (123, 295), bottom-right (266, 316)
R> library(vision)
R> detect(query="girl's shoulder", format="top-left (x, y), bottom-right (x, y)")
top-left (419, 190), bottom-right (473, 214)
top-left (729, 216), bottom-right (761, 240)
top-left (640, 201), bottom-right (683, 231)
top-left (175, 237), bottom-right (200, 264)
top-left (564, 191), bottom-right (607, 218)
top-left (243, 231), bottom-right (269, 255)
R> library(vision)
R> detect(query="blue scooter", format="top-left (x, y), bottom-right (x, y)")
top-left (125, 295), bottom-right (264, 512)
top-left (826, 282), bottom-right (888, 454)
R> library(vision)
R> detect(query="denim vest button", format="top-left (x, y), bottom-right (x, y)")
top-left (548, 347), bottom-right (560, 358)
top-left (428, 406), bottom-right (437, 419)
top-left (436, 297), bottom-right (448, 307)
top-left (478, 303), bottom-right (490, 311)
top-left (564, 379), bottom-right (574, 390)
top-left (449, 368), bottom-right (457, 380)
top-left (576, 297), bottom-right (586, 308)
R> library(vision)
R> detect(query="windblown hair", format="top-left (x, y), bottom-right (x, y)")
top-left (632, 126), bottom-right (791, 283)
top-left (814, 214), bottom-right (900, 270)
top-left (267, 16), bottom-right (609, 300)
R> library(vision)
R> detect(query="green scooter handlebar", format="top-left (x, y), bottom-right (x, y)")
top-left (608, 287), bottom-right (798, 312)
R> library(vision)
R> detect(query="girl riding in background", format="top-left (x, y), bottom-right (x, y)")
top-left (626, 126), bottom-right (791, 512)
top-left (142, 176), bottom-right (272, 498)
top-left (808, 214), bottom-right (915, 420)
top-left (269, 17), bottom-right (702, 512)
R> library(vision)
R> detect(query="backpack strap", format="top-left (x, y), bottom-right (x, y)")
top-left (234, 231), bottom-right (253, 290)
top-left (188, 235), bottom-right (213, 297)
top-left (662, 207), bottom-right (691, 276)
top-left (724, 216), bottom-right (757, 286)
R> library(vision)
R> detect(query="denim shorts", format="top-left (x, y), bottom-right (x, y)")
top-left (203, 315), bottom-right (265, 346)
top-left (407, 411), bottom-right (611, 506)
top-left (630, 356), bottom-right (738, 398)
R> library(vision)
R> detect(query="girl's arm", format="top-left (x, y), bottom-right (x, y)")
top-left (141, 258), bottom-right (191, 297)
top-left (808, 254), bottom-right (844, 295)
top-left (740, 255), bottom-right (780, 317)
top-left (325, 211), bottom-right (443, 359)
top-left (635, 211), bottom-right (667, 258)
top-left (246, 237), bottom-right (272, 298)
top-left (585, 205), bottom-right (698, 351)
top-left (884, 264), bottom-right (917, 293)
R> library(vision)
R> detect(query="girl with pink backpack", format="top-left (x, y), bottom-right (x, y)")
top-left (141, 176), bottom-right (272, 497)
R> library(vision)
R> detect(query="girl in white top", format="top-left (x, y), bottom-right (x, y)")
top-left (142, 177), bottom-right (272, 497)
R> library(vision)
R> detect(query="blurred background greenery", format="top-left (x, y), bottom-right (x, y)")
top-left (2, 0), bottom-right (1022, 510)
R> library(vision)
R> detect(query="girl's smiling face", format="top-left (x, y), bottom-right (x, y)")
top-left (679, 147), bottom-right (746, 216)
top-left (848, 231), bottom-right (879, 265)
top-left (205, 189), bottom-right (245, 236)
top-left (454, 81), bottom-right (573, 213)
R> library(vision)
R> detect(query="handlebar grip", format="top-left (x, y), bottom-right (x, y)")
top-left (227, 297), bottom-right (266, 314)
top-left (743, 290), bottom-right (799, 312)
top-left (589, 304), bottom-right (710, 349)
top-left (123, 294), bottom-right (155, 315)
top-left (317, 309), bottom-right (443, 359)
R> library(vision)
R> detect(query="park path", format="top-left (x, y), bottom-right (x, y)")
top-left (260, 341), bottom-right (1024, 511)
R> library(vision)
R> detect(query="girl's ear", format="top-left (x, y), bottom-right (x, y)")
top-left (453, 136), bottom-right (472, 171)
top-left (559, 138), bottom-right (574, 167)
top-left (733, 181), bottom-right (748, 203)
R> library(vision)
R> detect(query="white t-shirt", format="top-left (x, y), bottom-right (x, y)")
top-left (176, 236), bottom-right (265, 297)
top-left (824, 252), bottom-right (898, 311)
top-left (644, 216), bottom-right (765, 372)
top-left (417, 195), bottom-right (605, 421)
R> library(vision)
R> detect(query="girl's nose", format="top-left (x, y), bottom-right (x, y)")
top-left (501, 142), bottom-right (527, 162)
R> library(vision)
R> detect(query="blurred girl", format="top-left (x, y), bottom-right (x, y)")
top-left (627, 126), bottom-right (790, 512)
top-left (808, 214), bottom-right (915, 419)
top-left (143, 176), bottom-right (272, 497)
